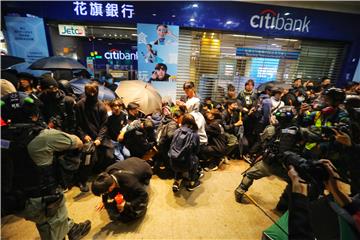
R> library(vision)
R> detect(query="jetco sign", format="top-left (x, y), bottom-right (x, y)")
top-left (58, 24), bottom-right (86, 36)
top-left (104, 48), bottom-right (138, 60)
top-left (250, 9), bottom-right (310, 32)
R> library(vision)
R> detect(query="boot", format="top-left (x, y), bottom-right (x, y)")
top-left (68, 220), bottom-right (91, 240)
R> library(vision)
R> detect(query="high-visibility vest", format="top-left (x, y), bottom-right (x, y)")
top-left (305, 111), bottom-right (332, 150)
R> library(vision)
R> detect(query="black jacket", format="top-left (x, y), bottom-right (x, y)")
top-left (103, 157), bottom-right (153, 214)
top-left (107, 112), bottom-right (127, 141)
top-left (205, 119), bottom-right (227, 157)
top-left (38, 90), bottom-right (76, 133)
top-left (75, 98), bottom-right (111, 147)
top-left (222, 109), bottom-right (240, 134)
top-left (124, 122), bottom-right (155, 158)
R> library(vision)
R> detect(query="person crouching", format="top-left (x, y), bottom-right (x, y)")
top-left (91, 157), bottom-right (153, 222)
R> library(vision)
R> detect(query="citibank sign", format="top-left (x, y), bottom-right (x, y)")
top-left (250, 9), bottom-right (310, 32)
top-left (104, 48), bottom-right (138, 60)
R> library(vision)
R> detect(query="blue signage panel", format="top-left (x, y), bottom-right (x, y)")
top-left (236, 48), bottom-right (300, 60)
top-left (80, 38), bottom-right (137, 71)
top-left (4, 16), bottom-right (49, 68)
top-left (137, 23), bottom-right (179, 82)
top-left (249, 58), bottom-right (280, 83)
top-left (2, 1), bottom-right (360, 41)
top-left (137, 23), bottom-right (179, 102)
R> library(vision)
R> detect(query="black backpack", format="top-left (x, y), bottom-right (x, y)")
top-left (1, 123), bottom-right (45, 214)
top-left (168, 127), bottom-right (194, 162)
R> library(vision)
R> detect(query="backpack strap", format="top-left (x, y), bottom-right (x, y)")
top-left (110, 170), bottom-right (136, 187)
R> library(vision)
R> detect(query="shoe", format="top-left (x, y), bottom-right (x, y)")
top-left (172, 181), bottom-right (180, 192)
top-left (223, 156), bottom-right (230, 165)
top-left (187, 180), bottom-right (201, 191)
top-left (68, 220), bottom-right (91, 240)
top-left (234, 187), bottom-right (247, 203)
top-left (79, 183), bottom-right (89, 192)
top-left (198, 169), bottom-right (204, 179)
top-left (204, 165), bottom-right (218, 172)
top-left (242, 155), bottom-right (252, 164)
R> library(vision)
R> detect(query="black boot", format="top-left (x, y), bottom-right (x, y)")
top-left (68, 220), bottom-right (91, 240)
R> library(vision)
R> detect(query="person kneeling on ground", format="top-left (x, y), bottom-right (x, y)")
top-left (169, 113), bottom-right (201, 192)
top-left (91, 157), bottom-right (153, 222)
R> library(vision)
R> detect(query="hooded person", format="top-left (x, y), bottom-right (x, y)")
top-left (74, 82), bottom-right (114, 192)
top-left (37, 75), bottom-right (76, 133)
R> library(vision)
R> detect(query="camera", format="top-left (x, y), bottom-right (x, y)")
top-left (282, 151), bottom-right (329, 186)
top-left (321, 124), bottom-right (350, 139)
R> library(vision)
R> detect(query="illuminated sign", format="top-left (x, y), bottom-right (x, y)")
top-left (250, 58), bottom-right (279, 82)
top-left (250, 9), bottom-right (310, 33)
top-left (58, 24), bottom-right (86, 36)
top-left (236, 48), bottom-right (300, 60)
top-left (104, 49), bottom-right (138, 60)
top-left (72, 1), bottom-right (134, 18)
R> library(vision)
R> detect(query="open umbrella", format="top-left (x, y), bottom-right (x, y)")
top-left (257, 81), bottom-right (292, 92)
top-left (69, 78), bottom-right (116, 101)
top-left (1, 55), bottom-right (25, 69)
top-left (115, 80), bottom-right (162, 115)
top-left (29, 56), bottom-right (86, 70)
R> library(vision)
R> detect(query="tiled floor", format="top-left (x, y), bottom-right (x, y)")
top-left (1, 160), bottom-right (286, 240)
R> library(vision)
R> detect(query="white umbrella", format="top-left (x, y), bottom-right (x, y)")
top-left (115, 80), bottom-right (162, 115)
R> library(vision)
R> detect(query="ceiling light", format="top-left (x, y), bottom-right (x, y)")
top-left (284, 12), bottom-right (290, 16)
top-left (190, 18), bottom-right (195, 22)
top-left (192, 4), bottom-right (198, 8)
top-left (152, 13), bottom-right (156, 16)
top-left (172, 15), bottom-right (176, 18)
top-left (131, 33), bottom-right (137, 36)
top-left (274, 38), bottom-right (298, 42)
top-left (232, 34), bottom-right (262, 39)
top-left (226, 20), bottom-right (233, 25)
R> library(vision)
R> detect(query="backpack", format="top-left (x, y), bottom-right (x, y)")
top-left (168, 127), bottom-right (195, 162)
top-left (156, 120), bottom-right (177, 146)
top-left (1, 123), bottom-right (45, 214)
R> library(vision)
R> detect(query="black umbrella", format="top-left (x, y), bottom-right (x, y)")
top-left (1, 55), bottom-right (25, 69)
top-left (257, 81), bottom-right (292, 92)
top-left (29, 56), bottom-right (86, 70)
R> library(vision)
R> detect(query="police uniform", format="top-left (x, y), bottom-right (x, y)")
top-left (17, 129), bottom-right (80, 240)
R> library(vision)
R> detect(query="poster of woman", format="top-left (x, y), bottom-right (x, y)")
top-left (137, 23), bottom-right (179, 102)
top-left (137, 23), bottom-right (179, 83)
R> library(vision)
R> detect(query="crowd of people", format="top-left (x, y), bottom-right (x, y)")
top-left (1, 71), bottom-right (360, 239)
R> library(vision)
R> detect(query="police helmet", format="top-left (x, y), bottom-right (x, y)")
top-left (0, 92), bottom-right (40, 123)
top-left (274, 106), bottom-right (295, 122)
top-left (323, 87), bottom-right (346, 104)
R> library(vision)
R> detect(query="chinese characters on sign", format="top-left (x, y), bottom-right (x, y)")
top-left (73, 1), bottom-right (134, 18)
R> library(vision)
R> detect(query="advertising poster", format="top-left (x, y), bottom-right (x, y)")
top-left (4, 16), bottom-right (49, 73)
top-left (137, 23), bottom-right (178, 102)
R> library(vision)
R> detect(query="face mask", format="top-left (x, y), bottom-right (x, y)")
top-left (297, 96), bottom-right (305, 103)
top-left (85, 92), bottom-right (98, 104)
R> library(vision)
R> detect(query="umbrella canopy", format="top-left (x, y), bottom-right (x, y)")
top-left (257, 81), bottom-right (292, 92)
top-left (69, 78), bottom-right (116, 101)
top-left (1, 55), bottom-right (25, 69)
top-left (29, 56), bottom-right (86, 70)
top-left (115, 80), bottom-right (162, 115)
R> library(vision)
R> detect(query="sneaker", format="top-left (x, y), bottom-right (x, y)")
top-left (187, 180), bottom-right (201, 191)
top-left (204, 165), bottom-right (218, 172)
top-left (79, 183), bottom-right (89, 193)
top-left (68, 220), bottom-right (91, 240)
top-left (242, 155), bottom-right (251, 164)
top-left (223, 156), bottom-right (230, 165)
top-left (172, 181), bottom-right (180, 192)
